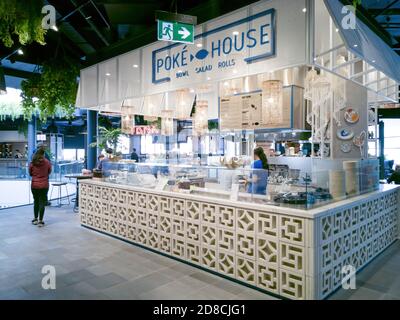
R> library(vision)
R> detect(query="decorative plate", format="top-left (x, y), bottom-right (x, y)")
top-left (344, 108), bottom-right (360, 124)
top-left (340, 143), bottom-right (352, 153)
top-left (353, 131), bottom-right (366, 147)
top-left (337, 129), bottom-right (354, 140)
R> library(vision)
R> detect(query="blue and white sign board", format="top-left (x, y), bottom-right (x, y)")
top-left (152, 9), bottom-right (276, 84)
top-left (77, 0), bottom-right (308, 109)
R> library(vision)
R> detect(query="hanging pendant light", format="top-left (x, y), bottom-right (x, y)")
top-left (0, 64), bottom-right (7, 95)
top-left (261, 80), bottom-right (283, 125)
top-left (161, 109), bottom-right (174, 136)
top-left (175, 88), bottom-right (192, 120)
top-left (193, 100), bottom-right (208, 136)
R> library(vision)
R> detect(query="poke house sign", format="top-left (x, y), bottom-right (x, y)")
top-left (152, 8), bottom-right (276, 84)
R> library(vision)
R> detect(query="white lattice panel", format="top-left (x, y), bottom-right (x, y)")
top-left (80, 182), bottom-right (399, 300)
top-left (316, 189), bottom-right (399, 299)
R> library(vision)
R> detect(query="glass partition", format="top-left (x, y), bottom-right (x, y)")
top-left (101, 158), bottom-right (380, 211)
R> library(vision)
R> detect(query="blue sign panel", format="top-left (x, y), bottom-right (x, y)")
top-left (152, 8), bottom-right (276, 84)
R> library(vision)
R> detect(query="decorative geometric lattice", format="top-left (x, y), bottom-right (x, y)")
top-left (172, 218), bottom-right (185, 239)
top-left (186, 241), bottom-right (200, 264)
top-left (171, 237), bottom-right (185, 258)
top-left (202, 226), bottom-right (217, 247)
top-left (258, 264), bottom-right (278, 293)
top-left (280, 270), bottom-right (305, 300)
top-left (159, 216), bottom-right (171, 234)
top-left (159, 234), bottom-right (171, 253)
top-left (257, 213), bottom-right (278, 238)
top-left (317, 189), bottom-right (399, 299)
top-left (201, 204), bottom-right (216, 225)
top-left (186, 221), bottom-right (200, 242)
top-left (237, 233), bottom-right (255, 258)
top-left (186, 201), bottom-right (200, 220)
top-left (237, 209), bottom-right (255, 233)
top-left (281, 243), bottom-right (304, 273)
top-left (236, 257), bottom-right (255, 285)
top-left (218, 251), bottom-right (235, 276)
top-left (257, 237), bottom-right (278, 264)
top-left (202, 247), bottom-right (217, 270)
top-left (280, 217), bottom-right (304, 245)
top-left (80, 182), bottom-right (399, 301)
top-left (217, 207), bottom-right (235, 229)
top-left (219, 229), bottom-right (235, 252)
top-left (172, 199), bottom-right (185, 218)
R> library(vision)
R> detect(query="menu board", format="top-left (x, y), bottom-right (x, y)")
top-left (220, 91), bottom-right (291, 131)
top-left (220, 96), bottom-right (243, 130)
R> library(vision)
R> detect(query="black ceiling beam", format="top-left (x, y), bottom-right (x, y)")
top-left (371, 0), bottom-right (400, 18)
top-left (3, 67), bottom-right (40, 79)
top-left (367, 8), bottom-right (400, 15)
top-left (85, 0), bottom-right (255, 65)
top-left (340, 0), bottom-right (394, 46)
top-left (69, 0), bottom-right (110, 46)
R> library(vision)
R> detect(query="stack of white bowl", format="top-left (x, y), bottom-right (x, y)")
top-left (329, 170), bottom-right (345, 199)
top-left (343, 161), bottom-right (360, 196)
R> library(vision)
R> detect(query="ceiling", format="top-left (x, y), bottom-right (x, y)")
top-left (0, 0), bottom-right (256, 82)
top-left (1, 0), bottom-right (400, 83)
top-left (346, 0), bottom-right (400, 53)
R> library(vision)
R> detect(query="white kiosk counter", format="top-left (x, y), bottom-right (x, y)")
top-left (79, 179), bottom-right (399, 300)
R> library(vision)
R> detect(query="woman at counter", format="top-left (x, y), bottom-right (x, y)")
top-left (247, 147), bottom-right (269, 195)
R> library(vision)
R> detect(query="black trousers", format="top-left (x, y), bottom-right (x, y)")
top-left (31, 188), bottom-right (49, 221)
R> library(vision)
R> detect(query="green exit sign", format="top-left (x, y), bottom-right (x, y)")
top-left (157, 20), bottom-right (194, 44)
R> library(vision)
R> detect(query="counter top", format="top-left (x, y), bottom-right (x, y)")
top-left (80, 179), bottom-right (400, 219)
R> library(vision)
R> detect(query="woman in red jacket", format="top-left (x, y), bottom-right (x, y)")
top-left (29, 148), bottom-right (52, 227)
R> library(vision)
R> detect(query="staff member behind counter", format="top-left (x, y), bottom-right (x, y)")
top-left (246, 147), bottom-right (269, 195)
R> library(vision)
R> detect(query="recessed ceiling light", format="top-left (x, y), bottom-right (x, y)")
top-left (196, 43), bottom-right (203, 48)
top-left (105, 73), bottom-right (111, 76)
top-left (302, 8), bottom-right (307, 13)
top-left (17, 49), bottom-right (23, 55)
top-left (190, 89), bottom-right (195, 93)
top-left (133, 64), bottom-right (138, 68)
top-left (232, 31), bottom-right (239, 36)
top-left (372, 60), bottom-right (376, 63)
top-left (207, 77), bottom-right (211, 81)
top-left (354, 44), bottom-right (358, 47)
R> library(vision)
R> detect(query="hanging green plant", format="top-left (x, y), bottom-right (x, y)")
top-left (0, 0), bottom-right (46, 48)
top-left (20, 57), bottom-right (79, 121)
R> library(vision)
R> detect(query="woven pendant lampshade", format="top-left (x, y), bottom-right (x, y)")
top-left (161, 109), bottom-right (174, 136)
top-left (175, 89), bottom-right (192, 120)
top-left (193, 100), bottom-right (208, 136)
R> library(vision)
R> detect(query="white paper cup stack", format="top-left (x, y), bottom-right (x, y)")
top-left (343, 161), bottom-right (360, 196)
top-left (329, 170), bottom-right (345, 199)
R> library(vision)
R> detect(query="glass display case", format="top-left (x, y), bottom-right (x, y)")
top-left (101, 157), bottom-right (380, 210)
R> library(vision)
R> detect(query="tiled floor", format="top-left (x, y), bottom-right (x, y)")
top-left (0, 204), bottom-right (276, 300)
top-left (0, 204), bottom-right (399, 300)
